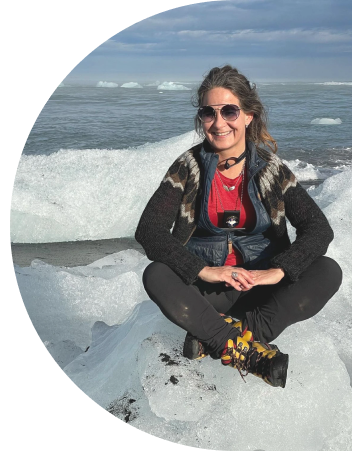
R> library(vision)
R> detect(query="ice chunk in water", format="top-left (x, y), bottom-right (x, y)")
top-left (96, 81), bottom-right (118, 88)
top-left (310, 118), bottom-right (342, 124)
top-left (121, 82), bottom-right (143, 88)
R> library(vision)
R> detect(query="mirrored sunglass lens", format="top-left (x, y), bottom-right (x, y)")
top-left (199, 106), bottom-right (215, 122)
top-left (221, 105), bottom-right (240, 120)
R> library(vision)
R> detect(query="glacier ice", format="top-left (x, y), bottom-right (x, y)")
top-left (14, 164), bottom-right (352, 450)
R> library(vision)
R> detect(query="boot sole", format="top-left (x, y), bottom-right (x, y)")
top-left (183, 335), bottom-right (207, 360)
top-left (270, 353), bottom-right (289, 388)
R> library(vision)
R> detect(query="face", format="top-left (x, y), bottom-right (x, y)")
top-left (201, 87), bottom-right (253, 156)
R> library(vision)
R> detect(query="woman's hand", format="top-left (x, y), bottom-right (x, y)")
top-left (249, 268), bottom-right (285, 286)
top-left (198, 266), bottom-right (255, 291)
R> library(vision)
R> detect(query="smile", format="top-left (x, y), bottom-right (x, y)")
top-left (213, 131), bottom-right (232, 136)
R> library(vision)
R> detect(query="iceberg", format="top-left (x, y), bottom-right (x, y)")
top-left (121, 82), bottom-right (143, 88)
top-left (310, 118), bottom-right (342, 125)
top-left (16, 168), bottom-right (352, 449)
top-left (96, 81), bottom-right (118, 88)
top-left (315, 82), bottom-right (352, 86)
top-left (157, 82), bottom-right (191, 91)
top-left (145, 81), bottom-right (161, 86)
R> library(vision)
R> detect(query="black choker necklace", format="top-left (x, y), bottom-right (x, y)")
top-left (223, 150), bottom-right (246, 169)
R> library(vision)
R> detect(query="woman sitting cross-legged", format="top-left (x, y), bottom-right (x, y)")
top-left (135, 65), bottom-right (342, 388)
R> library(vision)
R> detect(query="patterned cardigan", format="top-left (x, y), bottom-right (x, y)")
top-left (135, 142), bottom-right (333, 285)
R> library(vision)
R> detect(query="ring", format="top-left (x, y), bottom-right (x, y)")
top-left (231, 271), bottom-right (238, 280)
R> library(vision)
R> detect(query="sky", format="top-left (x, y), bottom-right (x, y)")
top-left (65, 0), bottom-right (352, 83)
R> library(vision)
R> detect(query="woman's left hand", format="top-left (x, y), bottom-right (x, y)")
top-left (249, 268), bottom-right (285, 286)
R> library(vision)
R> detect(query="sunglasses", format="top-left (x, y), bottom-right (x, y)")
top-left (197, 104), bottom-right (242, 123)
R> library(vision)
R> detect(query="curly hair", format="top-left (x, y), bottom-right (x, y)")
top-left (192, 65), bottom-right (277, 153)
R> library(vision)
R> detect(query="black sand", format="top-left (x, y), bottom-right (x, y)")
top-left (11, 237), bottom-right (145, 268)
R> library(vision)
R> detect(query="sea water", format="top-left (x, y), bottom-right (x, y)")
top-left (13, 80), bottom-right (352, 449)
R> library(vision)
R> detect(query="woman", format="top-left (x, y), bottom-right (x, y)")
top-left (135, 66), bottom-right (342, 388)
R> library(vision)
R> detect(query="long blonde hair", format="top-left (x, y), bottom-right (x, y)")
top-left (193, 65), bottom-right (277, 153)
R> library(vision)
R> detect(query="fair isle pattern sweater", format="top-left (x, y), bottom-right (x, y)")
top-left (135, 142), bottom-right (333, 285)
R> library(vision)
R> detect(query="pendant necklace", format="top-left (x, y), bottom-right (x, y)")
top-left (214, 163), bottom-right (245, 229)
top-left (216, 168), bottom-right (242, 192)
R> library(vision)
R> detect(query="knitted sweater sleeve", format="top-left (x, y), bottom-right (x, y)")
top-left (135, 158), bottom-right (207, 285)
top-left (270, 165), bottom-right (334, 281)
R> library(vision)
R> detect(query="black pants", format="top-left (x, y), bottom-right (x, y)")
top-left (143, 256), bottom-right (342, 358)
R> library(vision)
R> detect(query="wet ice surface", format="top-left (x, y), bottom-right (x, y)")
top-left (15, 169), bottom-right (352, 450)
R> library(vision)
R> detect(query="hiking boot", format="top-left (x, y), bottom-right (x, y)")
top-left (181, 315), bottom-right (238, 360)
top-left (222, 316), bottom-right (254, 343)
top-left (183, 332), bottom-right (208, 360)
top-left (221, 336), bottom-right (289, 388)
top-left (222, 316), bottom-right (280, 351)
top-left (183, 315), bottom-right (260, 361)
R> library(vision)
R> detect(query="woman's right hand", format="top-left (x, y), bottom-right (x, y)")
top-left (198, 266), bottom-right (255, 291)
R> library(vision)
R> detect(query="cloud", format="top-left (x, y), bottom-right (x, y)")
top-left (175, 28), bottom-right (352, 44)
top-left (102, 0), bottom-right (351, 60)
top-left (176, 30), bottom-right (208, 38)
top-left (137, 14), bottom-right (198, 30)
top-left (99, 39), bottom-right (159, 53)
top-left (123, 0), bottom-right (352, 33)
top-left (97, 27), bottom-right (352, 59)
top-left (68, 0), bottom-right (352, 81)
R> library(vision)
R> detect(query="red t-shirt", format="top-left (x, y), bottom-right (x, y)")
top-left (208, 169), bottom-right (256, 265)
